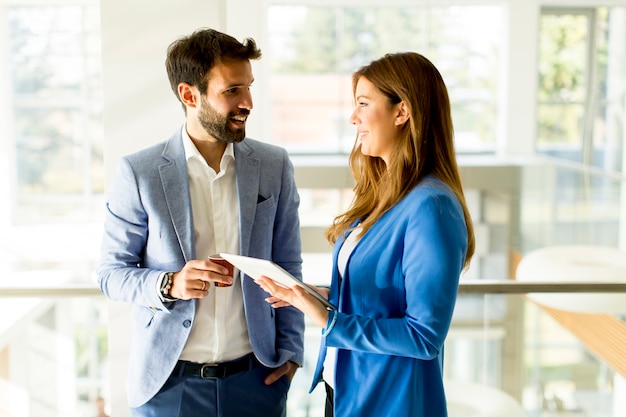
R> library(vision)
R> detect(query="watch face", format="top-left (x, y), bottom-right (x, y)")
top-left (161, 273), bottom-right (172, 294)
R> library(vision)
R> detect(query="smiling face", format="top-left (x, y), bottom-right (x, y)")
top-left (196, 59), bottom-right (254, 144)
top-left (349, 76), bottom-right (404, 165)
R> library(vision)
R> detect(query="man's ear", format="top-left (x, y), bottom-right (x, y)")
top-left (178, 82), bottom-right (199, 109)
top-left (395, 101), bottom-right (409, 126)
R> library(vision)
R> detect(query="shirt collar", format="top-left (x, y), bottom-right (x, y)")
top-left (181, 125), bottom-right (235, 163)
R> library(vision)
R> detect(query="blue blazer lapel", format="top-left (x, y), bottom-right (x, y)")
top-left (234, 141), bottom-right (260, 256)
top-left (159, 132), bottom-right (194, 262)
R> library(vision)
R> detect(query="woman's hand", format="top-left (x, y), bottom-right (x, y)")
top-left (255, 277), bottom-right (330, 327)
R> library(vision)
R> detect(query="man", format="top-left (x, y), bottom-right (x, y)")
top-left (94, 397), bottom-right (109, 417)
top-left (97, 28), bottom-right (304, 417)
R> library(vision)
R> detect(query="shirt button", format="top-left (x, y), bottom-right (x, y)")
top-left (183, 320), bottom-right (192, 328)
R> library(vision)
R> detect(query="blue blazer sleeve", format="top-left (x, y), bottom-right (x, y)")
top-left (97, 142), bottom-right (190, 310)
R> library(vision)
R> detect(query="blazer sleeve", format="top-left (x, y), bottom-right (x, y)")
top-left (96, 156), bottom-right (175, 310)
top-left (324, 191), bottom-right (468, 359)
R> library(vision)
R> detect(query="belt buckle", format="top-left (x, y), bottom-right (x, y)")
top-left (200, 363), bottom-right (222, 379)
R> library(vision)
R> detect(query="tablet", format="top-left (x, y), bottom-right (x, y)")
top-left (219, 253), bottom-right (336, 311)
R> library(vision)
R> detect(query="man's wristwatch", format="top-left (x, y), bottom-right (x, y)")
top-left (159, 272), bottom-right (177, 302)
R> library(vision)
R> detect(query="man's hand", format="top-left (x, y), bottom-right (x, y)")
top-left (264, 361), bottom-right (299, 385)
top-left (169, 259), bottom-right (233, 299)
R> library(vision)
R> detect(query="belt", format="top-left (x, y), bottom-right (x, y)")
top-left (173, 353), bottom-right (260, 379)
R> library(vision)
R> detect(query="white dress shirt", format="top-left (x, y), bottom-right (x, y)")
top-left (325, 224), bottom-right (362, 387)
top-left (179, 126), bottom-right (252, 363)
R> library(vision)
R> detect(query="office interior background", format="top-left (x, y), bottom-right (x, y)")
top-left (1, 0), bottom-right (625, 416)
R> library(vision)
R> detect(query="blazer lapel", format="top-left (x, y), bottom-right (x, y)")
top-left (159, 132), bottom-right (194, 262)
top-left (234, 141), bottom-right (260, 256)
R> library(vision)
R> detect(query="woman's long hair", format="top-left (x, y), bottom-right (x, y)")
top-left (326, 52), bottom-right (475, 269)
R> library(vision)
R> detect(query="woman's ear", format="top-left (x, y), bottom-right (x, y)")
top-left (395, 101), bottom-right (409, 126)
top-left (178, 82), bottom-right (199, 109)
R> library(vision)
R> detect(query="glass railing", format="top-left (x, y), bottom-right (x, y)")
top-left (292, 281), bottom-right (626, 417)
top-left (2, 281), bottom-right (625, 417)
top-left (0, 291), bottom-right (108, 417)
top-left (452, 282), bottom-right (626, 417)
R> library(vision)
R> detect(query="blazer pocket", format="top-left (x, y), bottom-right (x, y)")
top-left (255, 195), bottom-right (277, 227)
top-left (133, 306), bottom-right (156, 328)
top-left (249, 196), bottom-right (277, 248)
top-left (256, 195), bottom-right (275, 214)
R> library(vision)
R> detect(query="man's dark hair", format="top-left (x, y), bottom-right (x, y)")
top-left (165, 28), bottom-right (261, 105)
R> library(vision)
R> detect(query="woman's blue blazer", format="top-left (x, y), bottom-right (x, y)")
top-left (311, 177), bottom-right (469, 417)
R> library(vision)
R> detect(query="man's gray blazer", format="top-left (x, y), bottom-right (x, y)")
top-left (96, 127), bottom-right (304, 407)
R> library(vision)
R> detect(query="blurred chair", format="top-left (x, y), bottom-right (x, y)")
top-left (515, 245), bottom-right (626, 314)
top-left (514, 244), bottom-right (626, 376)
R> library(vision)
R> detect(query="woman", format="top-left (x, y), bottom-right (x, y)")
top-left (256, 52), bottom-right (475, 417)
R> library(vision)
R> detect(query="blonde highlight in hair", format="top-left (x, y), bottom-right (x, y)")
top-left (326, 52), bottom-right (475, 269)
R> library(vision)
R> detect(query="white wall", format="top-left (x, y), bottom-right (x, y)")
top-left (0, 3), bottom-right (14, 231)
top-left (101, 1), bottom-right (228, 178)
top-left (501, 0), bottom-right (539, 157)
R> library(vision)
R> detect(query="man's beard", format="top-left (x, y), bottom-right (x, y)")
top-left (198, 96), bottom-right (248, 144)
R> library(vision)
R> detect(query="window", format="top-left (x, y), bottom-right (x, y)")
top-left (265, 4), bottom-right (505, 155)
top-left (8, 5), bottom-right (104, 224)
top-left (3, 3), bottom-right (104, 286)
top-left (537, 7), bottom-right (626, 172)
